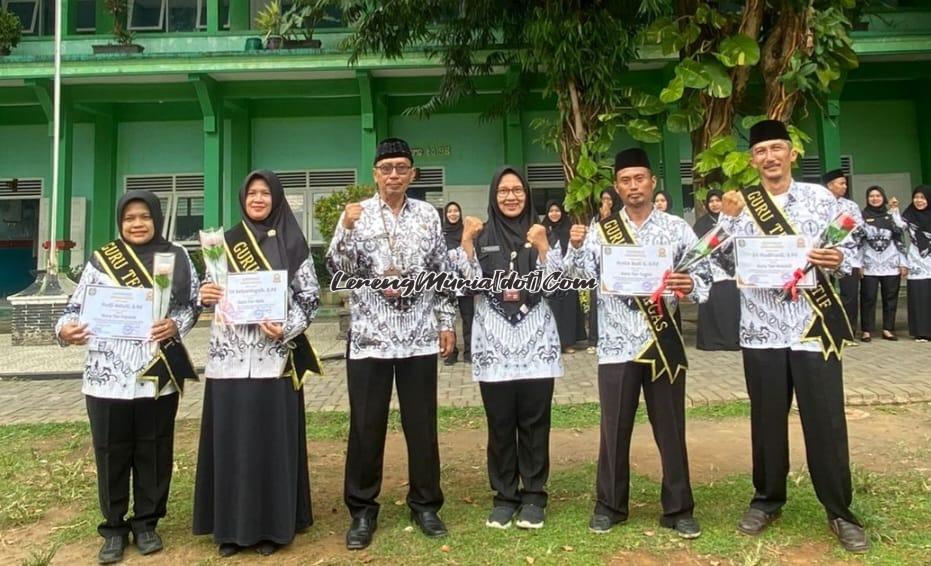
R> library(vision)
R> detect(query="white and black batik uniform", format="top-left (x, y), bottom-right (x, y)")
top-left (860, 203), bottom-right (907, 334)
top-left (327, 194), bottom-right (456, 520)
top-left (563, 208), bottom-right (711, 524)
top-left (715, 181), bottom-right (862, 527)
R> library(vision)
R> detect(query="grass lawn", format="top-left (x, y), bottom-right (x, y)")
top-left (2, 401), bottom-right (930, 565)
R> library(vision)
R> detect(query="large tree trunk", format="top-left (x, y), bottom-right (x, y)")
top-left (762, 2), bottom-right (813, 122)
top-left (558, 77), bottom-right (598, 223)
top-left (689, 0), bottom-right (765, 215)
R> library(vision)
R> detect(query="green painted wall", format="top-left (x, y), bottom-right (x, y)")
top-left (0, 126), bottom-right (51, 188)
top-left (252, 116), bottom-right (361, 173)
top-left (390, 113), bottom-right (503, 185)
top-left (118, 121), bottom-right (203, 178)
top-left (840, 99), bottom-right (922, 180)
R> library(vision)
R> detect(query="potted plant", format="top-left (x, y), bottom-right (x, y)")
top-left (92, 0), bottom-right (144, 54)
top-left (281, 0), bottom-right (332, 49)
top-left (255, 0), bottom-right (284, 50)
top-left (0, 8), bottom-right (22, 56)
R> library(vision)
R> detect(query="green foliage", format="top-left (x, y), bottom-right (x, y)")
top-left (313, 183), bottom-right (377, 245)
top-left (255, 0), bottom-right (284, 40)
top-left (281, 0), bottom-right (337, 41)
top-left (187, 248), bottom-right (206, 280)
top-left (781, 7), bottom-right (859, 95)
top-left (0, 8), bottom-right (22, 51)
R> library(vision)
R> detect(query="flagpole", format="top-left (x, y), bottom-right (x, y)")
top-left (47, 0), bottom-right (63, 274)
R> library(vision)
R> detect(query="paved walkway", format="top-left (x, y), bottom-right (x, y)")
top-left (1, 307), bottom-right (929, 425)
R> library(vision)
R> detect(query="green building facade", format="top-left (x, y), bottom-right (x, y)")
top-left (1, 1), bottom-right (931, 297)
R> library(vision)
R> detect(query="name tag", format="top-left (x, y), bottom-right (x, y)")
top-left (503, 289), bottom-right (520, 302)
top-left (481, 245), bottom-right (501, 253)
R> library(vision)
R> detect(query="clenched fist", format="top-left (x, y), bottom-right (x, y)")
top-left (569, 224), bottom-right (588, 249)
top-left (342, 202), bottom-right (363, 230)
top-left (462, 216), bottom-right (484, 242)
top-left (721, 190), bottom-right (746, 217)
top-left (526, 224), bottom-right (549, 253)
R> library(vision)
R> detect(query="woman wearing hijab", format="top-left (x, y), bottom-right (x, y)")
top-left (451, 166), bottom-right (563, 530)
top-left (56, 191), bottom-right (200, 564)
top-left (859, 185), bottom-right (908, 341)
top-left (194, 170), bottom-right (320, 557)
top-left (585, 189), bottom-right (621, 354)
top-left (543, 200), bottom-right (586, 353)
top-left (442, 201), bottom-right (474, 365)
top-left (902, 185), bottom-right (931, 341)
top-left (692, 189), bottom-right (740, 351)
top-left (653, 190), bottom-right (672, 214)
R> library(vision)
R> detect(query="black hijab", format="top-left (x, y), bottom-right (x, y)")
top-left (693, 189), bottom-right (723, 238)
top-left (903, 185), bottom-right (931, 256)
top-left (234, 169), bottom-right (309, 281)
top-left (442, 201), bottom-right (464, 250)
top-left (475, 166), bottom-right (541, 322)
top-left (542, 199), bottom-right (570, 252)
top-left (595, 187), bottom-right (622, 222)
top-left (92, 190), bottom-right (192, 303)
top-left (862, 186), bottom-right (898, 234)
top-left (653, 190), bottom-right (673, 212)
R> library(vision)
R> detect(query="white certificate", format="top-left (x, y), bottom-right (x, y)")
top-left (600, 244), bottom-right (674, 296)
top-left (220, 270), bottom-right (289, 325)
top-left (734, 235), bottom-right (816, 289)
top-left (80, 285), bottom-right (154, 340)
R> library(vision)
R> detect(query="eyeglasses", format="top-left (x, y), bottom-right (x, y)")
top-left (375, 163), bottom-right (412, 175)
top-left (496, 187), bottom-right (525, 198)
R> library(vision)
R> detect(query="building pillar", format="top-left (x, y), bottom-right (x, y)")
top-left (503, 67), bottom-right (524, 171)
top-left (229, 0), bottom-right (250, 31)
top-left (816, 96), bottom-right (842, 174)
top-left (90, 109), bottom-right (118, 250)
top-left (917, 79), bottom-right (931, 185)
top-left (192, 74), bottom-right (224, 228)
top-left (226, 101), bottom-right (251, 226)
top-left (206, 0), bottom-right (221, 33)
top-left (95, 0), bottom-right (115, 36)
top-left (358, 70), bottom-right (379, 182)
top-left (661, 124), bottom-right (683, 215)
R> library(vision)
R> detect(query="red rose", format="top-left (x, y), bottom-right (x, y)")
top-left (838, 213), bottom-right (856, 232)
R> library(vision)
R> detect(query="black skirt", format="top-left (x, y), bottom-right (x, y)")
top-left (547, 290), bottom-right (587, 348)
top-left (907, 279), bottom-right (931, 337)
top-left (193, 378), bottom-right (313, 546)
top-left (696, 280), bottom-right (741, 351)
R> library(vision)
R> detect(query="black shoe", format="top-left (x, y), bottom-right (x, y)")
top-left (98, 535), bottom-right (128, 565)
top-left (515, 504), bottom-right (545, 529)
top-left (218, 543), bottom-right (241, 557)
top-left (411, 510), bottom-right (448, 538)
top-left (660, 516), bottom-right (701, 539)
top-left (255, 541), bottom-right (280, 556)
top-left (588, 513), bottom-right (624, 534)
top-left (861, 334), bottom-right (872, 342)
top-left (346, 516), bottom-right (377, 550)
top-left (830, 518), bottom-right (870, 553)
top-left (737, 508), bottom-right (780, 535)
top-left (485, 506), bottom-right (517, 529)
top-left (134, 530), bottom-right (163, 555)
top-left (443, 358), bottom-right (456, 366)
top-left (882, 333), bottom-right (898, 341)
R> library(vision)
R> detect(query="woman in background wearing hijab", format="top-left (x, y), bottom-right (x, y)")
top-left (653, 190), bottom-right (673, 214)
top-left (543, 200), bottom-right (587, 353)
top-left (902, 185), bottom-right (931, 341)
top-left (859, 186), bottom-right (908, 341)
top-left (585, 189), bottom-right (621, 354)
top-left (692, 190), bottom-right (740, 351)
top-left (56, 191), bottom-right (200, 564)
top-left (442, 201), bottom-right (474, 364)
top-left (194, 170), bottom-right (319, 557)
top-left (451, 166), bottom-right (563, 530)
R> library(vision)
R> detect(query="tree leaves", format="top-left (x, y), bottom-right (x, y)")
top-left (675, 60), bottom-right (711, 89)
top-left (704, 61), bottom-right (733, 98)
top-left (659, 76), bottom-right (685, 104)
top-left (721, 151), bottom-right (751, 177)
top-left (715, 34), bottom-right (760, 67)
top-left (626, 119), bottom-right (663, 143)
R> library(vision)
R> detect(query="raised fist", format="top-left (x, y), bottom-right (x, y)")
top-left (526, 224), bottom-right (549, 252)
top-left (462, 216), bottom-right (484, 241)
top-left (342, 202), bottom-right (363, 230)
top-left (569, 224), bottom-right (588, 249)
top-left (721, 190), bottom-right (746, 218)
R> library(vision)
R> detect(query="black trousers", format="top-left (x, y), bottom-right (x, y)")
top-left (447, 296), bottom-right (474, 362)
top-left (595, 362), bottom-right (693, 522)
top-left (479, 378), bottom-right (554, 509)
top-left (344, 354), bottom-right (443, 519)
top-left (588, 290), bottom-right (599, 347)
top-left (86, 393), bottom-right (180, 538)
top-left (860, 274), bottom-right (900, 333)
top-left (838, 273), bottom-right (859, 331)
top-left (742, 349), bottom-right (859, 525)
